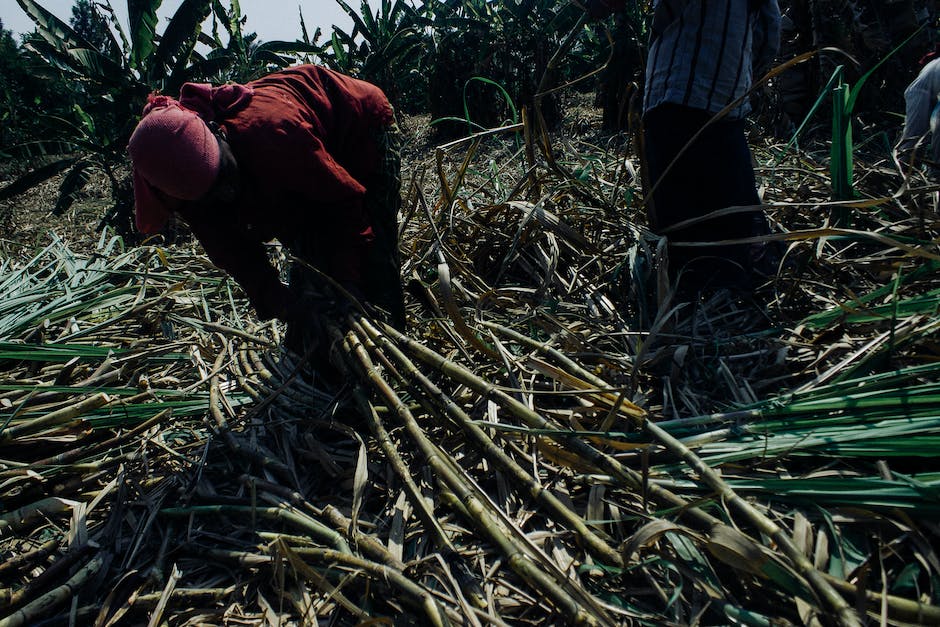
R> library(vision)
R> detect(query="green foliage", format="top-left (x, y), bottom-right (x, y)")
top-left (202, 0), bottom-right (325, 83)
top-left (0, 19), bottom-right (70, 168)
top-left (422, 0), bottom-right (587, 133)
top-left (1, 0), bottom-right (332, 230)
top-left (830, 74), bottom-right (854, 208)
top-left (1, 0), bottom-right (223, 235)
top-left (70, 0), bottom-right (119, 57)
top-left (329, 0), bottom-right (426, 112)
top-left (320, 0), bottom-right (620, 130)
top-left (821, 27), bottom-right (924, 220)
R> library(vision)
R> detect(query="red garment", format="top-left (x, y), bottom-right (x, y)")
top-left (174, 65), bottom-right (394, 319)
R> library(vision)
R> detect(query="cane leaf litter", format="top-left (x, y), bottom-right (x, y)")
top-left (0, 104), bottom-right (939, 625)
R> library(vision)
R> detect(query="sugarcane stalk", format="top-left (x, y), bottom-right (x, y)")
top-left (379, 319), bottom-right (715, 524)
top-left (330, 320), bottom-right (472, 566)
top-left (240, 474), bottom-right (406, 570)
top-left (319, 505), bottom-right (407, 570)
top-left (256, 532), bottom-right (317, 546)
top-left (246, 347), bottom-right (274, 381)
top-left (0, 539), bottom-right (59, 578)
top-left (0, 554), bottom-right (104, 627)
top-left (258, 505), bottom-right (406, 570)
top-left (171, 316), bottom-right (275, 347)
top-left (22, 409), bottom-right (170, 471)
top-left (0, 392), bottom-right (110, 442)
top-left (233, 347), bottom-right (265, 400)
top-left (204, 548), bottom-right (272, 567)
top-left (353, 389), bottom-right (456, 553)
top-left (377, 320), bottom-right (861, 618)
top-left (273, 540), bottom-right (374, 620)
top-left (646, 420), bottom-right (859, 626)
top-left (0, 543), bottom-right (96, 612)
top-left (240, 346), bottom-right (332, 409)
top-left (296, 544), bottom-right (508, 627)
top-left (341, 325), bottom-right (610, 627)
top-left (130, 587), bottom-right (235, 607)
top-left (284, 547), bottom-right (452, 627)
top-left (59, 294), bottom-right (169, 342)
top-left (349, 383), bottom-right (487, 610)
top-left (208, 348), bottom-right (293, 480)
top-left (358, 316), bottom-right (623, 569)
top-left (61, 583), bottom-right (235, 620)
top-left (350, 384), bottom-right (455, 553)
top-left (0, 497), bottom-right (77, 536)
top-left (821, 572), bottom-right (940, 624)
top-left (160, 505), bottom-right (350, 554)
top-left (25, 369), bottom-right (121, 405)
top-left (485, 321), bottom-right (861, 626)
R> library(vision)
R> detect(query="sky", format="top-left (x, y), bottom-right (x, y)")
top-left (0, 0), bottom-right (382, 42)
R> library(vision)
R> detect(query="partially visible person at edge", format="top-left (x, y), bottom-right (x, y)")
top-left (127, 64), bottom-right (405, 356)
top-left (586, 0), bottom-right (782, 291)
top-left (897, 46), bottom-right (940, 175)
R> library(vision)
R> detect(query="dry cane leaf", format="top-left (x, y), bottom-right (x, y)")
top-left (350, 433), bottom-right (369, 537)
top-left (621, 519), bottom-right (702, 562)
top-left (814, 530), bottom-right (830, 572)
top-left (388, 490), bottom-right (410, 564)
top-left (793, 512), bottom-right (814, 559)
top-left (704, 525), bottom-right (769, 578)
top-left (146, 563), bottom-right (181, 627)
top-left (95, 569), bottom-right (147, 627)
top-left (535, 438), bottom-right (601, 473)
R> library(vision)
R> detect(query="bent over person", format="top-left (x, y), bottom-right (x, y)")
top-left (128, 65), bottom-right (405, 354)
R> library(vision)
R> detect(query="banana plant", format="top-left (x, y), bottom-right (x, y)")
top-left (0, 0), bottom-right (215, 236)
top-left (203, 0), bottom-right (325, 83)
top-left (328, 0), bottom-right (425, 109)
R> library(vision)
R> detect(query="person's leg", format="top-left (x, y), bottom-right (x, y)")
top-left (362, 121), bottom-right (406, 329)
top-left (643, 103), bottom-right (766, 284)
top-left (283, 238), bottom-right (328, 357)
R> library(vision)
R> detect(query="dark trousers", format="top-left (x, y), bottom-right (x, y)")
top-left (643, 103), bottom-right (765, 277)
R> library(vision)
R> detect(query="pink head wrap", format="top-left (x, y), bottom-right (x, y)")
top-left (128, 95), bottom-right (221, 233)
top-left (128, 84), bottom-right (254, 234)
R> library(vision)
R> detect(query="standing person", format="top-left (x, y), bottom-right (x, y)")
top-left (897, 51), bottom-right (940, 174)
top-left (127, 65), bottom-right (405, 356)
top-left (587, 0), bottom-right (782, 290)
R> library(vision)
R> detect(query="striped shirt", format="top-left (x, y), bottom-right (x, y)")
top-left (644, 0), bottom-right (781, 119)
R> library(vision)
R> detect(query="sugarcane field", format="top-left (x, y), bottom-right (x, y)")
top-left (1, 1), bottom-right (939, 625)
